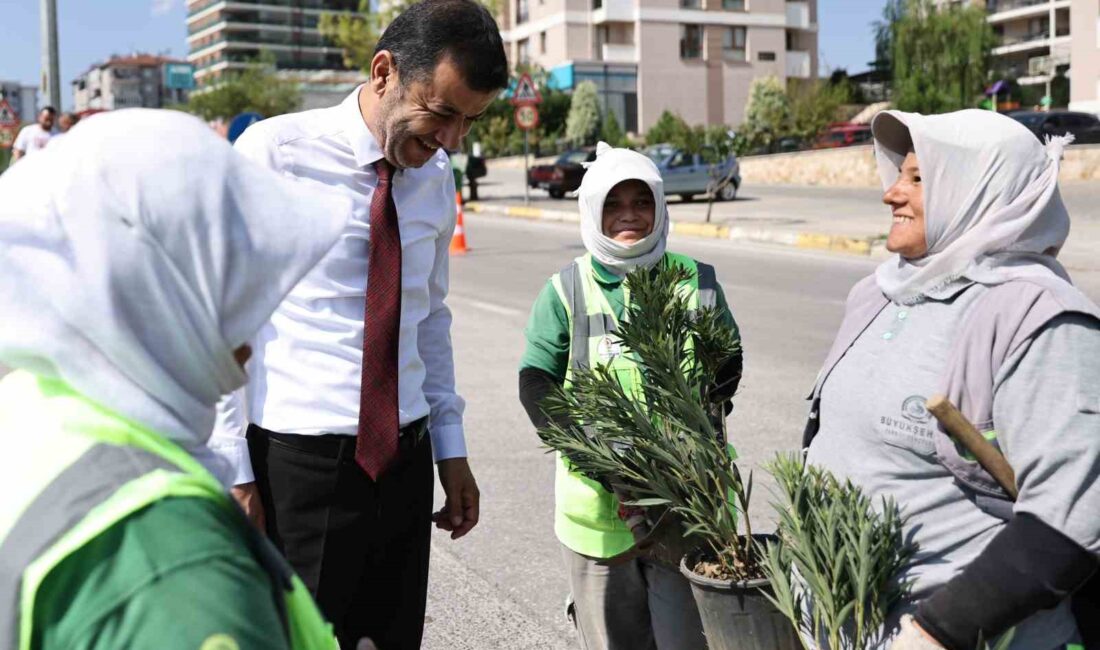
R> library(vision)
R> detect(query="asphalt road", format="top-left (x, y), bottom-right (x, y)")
top-left (423, 215), bottom-right (1098, 650)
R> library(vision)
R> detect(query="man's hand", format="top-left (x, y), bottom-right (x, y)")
top-left (890, 615), bottom-right (946, 650)
top-left (433, 458), bottom-right (479, 539)
top-left (231, 482), bottom-right (266, 532)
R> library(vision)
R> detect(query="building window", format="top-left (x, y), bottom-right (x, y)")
top-left (758, 51), bottom-right (776, 61)
top-left (722, 0), bottom-right (745, 9)
top-left (723, 26), bottom-right (747, 61)
top-left (540, 31), bottom-right (547, 54)
top-left (680, 24), bottom-right (703, 59)
top-left (681, 0), bottom-right (701, 8)
top-left (518, 38), bottom-right (530, 63)
top-left (516, 0), bottom-right (529, 24)
top-left (593, 0), bottom-right (602, 8)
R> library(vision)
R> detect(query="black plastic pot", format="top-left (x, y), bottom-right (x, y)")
top-left (679, 544), bottom-right (800, 650)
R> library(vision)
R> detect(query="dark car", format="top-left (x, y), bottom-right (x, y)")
top-left (527, 148), bottom-right (596, 199)
top-left (1010, 110), bottom-right (1100, 145)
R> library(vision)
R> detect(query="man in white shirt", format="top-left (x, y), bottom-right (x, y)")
top-left (209, 1), bottom-right (508, 648)
top-left (12, 107), bottom-right (56, 162)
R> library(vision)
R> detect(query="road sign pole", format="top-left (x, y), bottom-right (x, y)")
top-left (40, 0), bottom-right (61, 110)
top-left (523, 129), bottom-right (530, 206)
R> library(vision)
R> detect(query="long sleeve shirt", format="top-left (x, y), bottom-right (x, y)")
top-left (209, 87), bottom-right (466, 485)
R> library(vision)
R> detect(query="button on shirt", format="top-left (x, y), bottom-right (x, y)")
top-left (210, 87), bottom-right (465, 485)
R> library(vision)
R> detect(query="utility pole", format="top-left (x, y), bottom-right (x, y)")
top-left (40, 0), bottom-right (61, 110)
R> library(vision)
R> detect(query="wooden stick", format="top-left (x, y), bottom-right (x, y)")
top-left (926, 394), bottom-right (1018, 500)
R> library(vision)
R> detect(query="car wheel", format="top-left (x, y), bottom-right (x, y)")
top-left (680, 194), bottom-right (694, 203)
top-left (549, 188), bottom-right (565, 199)
top-left (718, 182), bottom-right (737, 202)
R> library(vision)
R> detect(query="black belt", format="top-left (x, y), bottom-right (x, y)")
top-left (250, 417), bottom-right (429, 461)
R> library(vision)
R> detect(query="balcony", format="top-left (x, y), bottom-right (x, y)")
top-left (601, 43), bottom-right (637, 63)
top-left (189, 0), bottom-right (359, 19)
top-left (786, 50), bottom-right (811, 78)
top-left (592, 0), bottom-right (634, 24)
top-left (986, 0), bottom-right (1061, 22)
top-left (992, 31), bottom-right (1070, 56)
top-left (785, 1), bottom-right (810, 30)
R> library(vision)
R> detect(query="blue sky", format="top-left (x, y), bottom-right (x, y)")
top-left (0, 0), bottom-right (886, 110)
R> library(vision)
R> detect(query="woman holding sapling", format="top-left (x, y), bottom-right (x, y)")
top-left (519, 142), bottom-right (743, 650)
top-left (804, 110), bottom-right (1100, 650)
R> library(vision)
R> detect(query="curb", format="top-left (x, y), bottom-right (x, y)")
top-left (465, 201), bottom-right (886, 257)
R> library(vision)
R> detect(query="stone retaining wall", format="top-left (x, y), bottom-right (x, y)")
top-left (739, 143), bottom-right (1100, 187)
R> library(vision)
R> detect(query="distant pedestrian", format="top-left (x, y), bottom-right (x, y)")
top-left (57, 111), bottom-right (79, 133)
top-left (519, 142), bottom-right (743, 650)
top-left (209, 1), bottom-right (509, 647)
top-left (804, 109), bottom-right (1100, 649)
top-left (0, 109), bottom-right (352, 649)
top-left (11, 106), bottom-right (56, 162)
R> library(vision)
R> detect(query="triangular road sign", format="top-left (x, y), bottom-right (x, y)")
top-left (510, 73), bottom-right (542, 106)
top-left (0, 100), bottom-right (18, 127)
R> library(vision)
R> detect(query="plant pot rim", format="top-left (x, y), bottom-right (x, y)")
top-left (679, 536), bottom-right (777, 592)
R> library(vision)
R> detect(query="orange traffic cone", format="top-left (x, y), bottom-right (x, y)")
top-left (450, 190), bottom-right (469, 255)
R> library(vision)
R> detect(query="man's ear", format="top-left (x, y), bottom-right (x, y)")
top-left (369, 51), bottom-right (396, 97)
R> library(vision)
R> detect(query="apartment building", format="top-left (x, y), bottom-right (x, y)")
top-left (0, 81), bottom-right (39, 122)
top-left (498, 0), bottom-right (819, 133)
top-left (72, 55), bottom-right (192, 112)
top-left (186, 0), bottom-right (365, 107)
top-left (943, 0), bottom-right (1100, 114)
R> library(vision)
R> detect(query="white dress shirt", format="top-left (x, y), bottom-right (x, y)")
top-left (210, 87), bottom-right (465, 486)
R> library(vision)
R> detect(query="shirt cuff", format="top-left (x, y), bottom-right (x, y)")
top-left (429, 423), bottom-right (467, 463)
top-left (206, 435), bottom-right (255, 486)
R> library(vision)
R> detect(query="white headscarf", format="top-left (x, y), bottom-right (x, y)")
top-left (871, 109), bottom-right (1073, 304)
top-left (0, 109), bottom-right (351, 453)
top-left (578, 141), bottom-right (669, 274)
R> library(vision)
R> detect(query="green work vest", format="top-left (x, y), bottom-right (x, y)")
top-left (0, 371), bottom-right (338, 650)
top-left (549, 252), bottom-right (721, 558)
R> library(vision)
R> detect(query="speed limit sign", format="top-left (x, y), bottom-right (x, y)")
top-left (514, 105), bottom-right (539, 131)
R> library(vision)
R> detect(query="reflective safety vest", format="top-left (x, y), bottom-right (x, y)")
top-left (549, 252), bottom-right (722, 558)
top-left (0, 371), bottom-right (338, 650)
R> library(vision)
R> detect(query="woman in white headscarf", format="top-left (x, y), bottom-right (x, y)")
top-left (518, 142), bottom-right (743, 650)
top-left (803, 109), bottom-right (1100, 650)
top-left (0, 109), bottom-right (352, 649)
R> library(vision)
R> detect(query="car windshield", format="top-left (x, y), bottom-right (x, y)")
top-left (643, 146), bottom-right (674, 164)
top-left (1012, 113), bottom-right (1044, 127)
top-left (559, 151), bottom-right (591, 164)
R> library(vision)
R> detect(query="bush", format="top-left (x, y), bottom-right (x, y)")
top-left (565, 81), bottom-right (601, 147)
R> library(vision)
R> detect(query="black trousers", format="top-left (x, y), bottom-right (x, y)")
top-left (248, 424), bottom-right (434, 650)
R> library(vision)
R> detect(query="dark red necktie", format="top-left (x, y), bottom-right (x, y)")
top-left (356, 159), bottom-right (402, 480)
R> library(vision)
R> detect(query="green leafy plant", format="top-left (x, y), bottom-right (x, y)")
top-left (761, 453), bottom-right (915, 650)
top-left (538, 264), bottom-right (755, 578)
top-left (565, 81), bottom-right (602, 147)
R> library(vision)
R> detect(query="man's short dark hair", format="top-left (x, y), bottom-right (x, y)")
top-left (375, 0), bottom-right (509, 93)
top-left (40, 106), bottom-right (57, 115)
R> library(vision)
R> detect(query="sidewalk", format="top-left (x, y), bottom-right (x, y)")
top-left (465, 178), bottom-right (1100, 273)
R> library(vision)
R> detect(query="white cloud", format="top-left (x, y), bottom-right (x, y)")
top-left (151, 0), bottom-right (177, 15)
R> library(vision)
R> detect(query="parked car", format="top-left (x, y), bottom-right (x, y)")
top-left (1009, 110), bottom-right (1100, 145)
top-left (644, 144), bottom-right (741, 203)
top-left (527, 148), bottom-right (596, 199)
top-left (813, 123), bottom-right (873, 149)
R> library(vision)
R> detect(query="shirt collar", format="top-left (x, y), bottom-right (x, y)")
top-left (343, 84), bottom-right (385, 169)
top-left (591, 259), bottom-right (624, 287)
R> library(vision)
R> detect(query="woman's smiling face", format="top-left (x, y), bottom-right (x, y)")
top-left (602, 180), bottom-right (656, 244)
top-left (883, 150), bottom-right (928, 259)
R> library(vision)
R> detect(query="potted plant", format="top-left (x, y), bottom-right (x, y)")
top-left (538, 264), bottom-right (799, 650)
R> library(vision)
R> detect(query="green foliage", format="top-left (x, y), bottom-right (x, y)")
top-left (872, 0), bottom-right (905, 77)
top-left (891, 0), bottom-right (996, 113)
top-left (739, 76), bottom-right (791, 152)
top-left (761, 453), bottom-right (915, 650)
top-left (538, 264), bottom-right (755, 578)
top-left (183, 53), bottom-right (300, 120)
top-left (600, 110), bottom-right (628, 148)
top-left (787, 78), bottom-right (850, 142)
top-left (645, 110), bottom-right (689, 146)
top-left (565, 81), bottom-right (602, 147)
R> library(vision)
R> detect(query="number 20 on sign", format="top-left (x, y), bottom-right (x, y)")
top-left (514, 105), bottom-right (539, 131)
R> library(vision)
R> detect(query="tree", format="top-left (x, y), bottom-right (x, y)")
top-left (645, 110), bottom-right (690, 146)
top-left (565, 81), bottom-right (601, 147)
top-left (787, 78), bottom-right (849, 142)
top-left (183, 53), bottom-right (301, 120)
top-left (871, 0), bottom-right (905, 79)
top-left (600, 110), bottom-right (628, 148)
top-left (891, 0), bottom-right (995, 114)
top-left (739, 76), bottom-right (791, 153)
